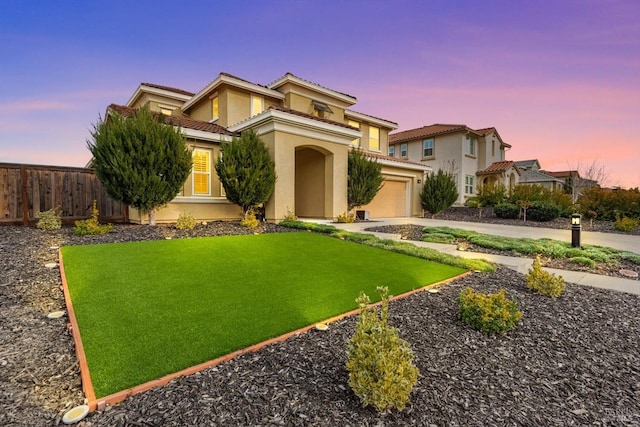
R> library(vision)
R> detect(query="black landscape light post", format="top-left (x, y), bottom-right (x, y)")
top-left (571, 213), bottom-right (581, 248)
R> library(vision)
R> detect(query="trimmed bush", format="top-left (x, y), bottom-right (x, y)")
top-left (240, 210), bottom-right (259, 230)
top-left (175, 211), bottom-right (196, 230)
top-left (74, 201), bottom-right (112, 236)
top-left (336, 212), bottom-right (356, 223)
top-left (346, 287), bottom-right (419, 412)
top-left (36, 208), bottom-right (62, 231)
top-left (525, 255), bottom-right (565, 297)
top-left (527, 202), bottom-right (561, 222)
top-left (458, 287), bottom-right (522, 334)
top-left (614, 215), bottom-right (639, 232)
top-left (422, 233), bottom-right (455, 244)
top-left (494, 203), bottom-right (520, 219)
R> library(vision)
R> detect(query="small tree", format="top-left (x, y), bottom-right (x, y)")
top-left (348, 149), bottom-right (384, 211)
top-left (215, 130), bottom-right (276, 217)
top-left (88, 107), bottom-right (193, 225)
top-left (420, 169), bottom-right (459, 218)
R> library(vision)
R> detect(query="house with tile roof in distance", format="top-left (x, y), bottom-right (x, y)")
top-left (105, 72), bottom-right (430, 223)
top-left (388, 124), bottom-right (519, 204)
top-left (514, 160), bottom-right (565, 191)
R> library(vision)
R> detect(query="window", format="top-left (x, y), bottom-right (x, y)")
top-left (192, 149), bottom-right (211, 195)
top-left (423, 138), bottom-right (434, 157)
top-left (491, 140), bottom-right (495, 157)
top-left (348, 120), bottom-right (360, 147)
top-left (369, 126), bottom-right (380, 151)
top-left (251, 95), bottom-right (264, 117)
top-left (159, 106), bottom-right (174, 116)
top-left (464, 175), bottom-right (474, 195)
top-left (400, 143), bottom-right (407, 158)
top-left (465, 136), bottom-right (476, 156)
top-left (388, 145), bottom-right (395, 157)
top-left (212, 96), bottom-right (219, 120)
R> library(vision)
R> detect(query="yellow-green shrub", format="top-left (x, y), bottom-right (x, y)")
top-left (346, 287), bottom-right (419, 412)
top-left (36, 208), bottom-right (61, 230)
top-left (458, 287), bottom-right (522, 334)
top-left (282, 208), bottom-right (298, 222)
top-left (176, 211), bottom-right (196, 230)
top-left (614, 215), bottom-right (639, 232)
top-left (336, 211), bottom-right (355, 223)
top-left (74, 201), bottom-right (112, 236)
top-left (240, 210), bottom-right (259, 229)
top-left (525, 255), bottom-right (565, 297)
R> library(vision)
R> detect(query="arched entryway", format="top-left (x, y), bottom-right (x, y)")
top-left (295, 147), bottom-right (327, 218)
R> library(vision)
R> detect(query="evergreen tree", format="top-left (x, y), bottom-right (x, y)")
top-left (420, 169), bottom-right (459, 217)
top-left (348, 149), bottom-right (384, 211)
top-left (215, 130), bottom-right (276, 216)
top-left (88, 107), bottom-right (192, 225)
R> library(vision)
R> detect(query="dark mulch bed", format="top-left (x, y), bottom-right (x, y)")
top-left (366, 223), bottom-right (640, 280)
top-left (2, 223), bottom-right (640, 426)
top-left (432, 206), bottom-right (640, 236)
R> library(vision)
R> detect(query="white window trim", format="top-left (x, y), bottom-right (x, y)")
top-left (192, 148), bottom-right (212, 196)
top-left (400, 143), bottom-right (407, 158)
top-left (388, 145), bottom-right (395, 157)
top-left (423, 138), bottom-right (434, 158)
top-left (464, 175), bottom-right (475, 195)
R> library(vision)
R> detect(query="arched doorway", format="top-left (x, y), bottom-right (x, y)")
top-left (295, 147), bottom-right (326, 218)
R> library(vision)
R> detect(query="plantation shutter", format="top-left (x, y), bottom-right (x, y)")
top-left (193, 149), bottom-right (211, 195)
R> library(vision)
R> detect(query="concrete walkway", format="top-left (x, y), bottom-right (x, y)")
top-left (314, 218), bottom-right (640, 296)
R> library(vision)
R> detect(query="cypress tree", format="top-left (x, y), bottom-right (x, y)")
top-left (215, 130), bottom-right (276, 216)
top-left (87, 107), bottom-right (193, 225)
top-left (420, 169), bottom-right (459, 217)
top-left (348, 149), bottom-right (384, 211)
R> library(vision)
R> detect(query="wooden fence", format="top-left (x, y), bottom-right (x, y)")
top-left (0, 163), bottom-right (127, 225)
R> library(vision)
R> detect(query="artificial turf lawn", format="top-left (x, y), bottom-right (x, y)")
top-left (62, 232), bottom-right (465, 398)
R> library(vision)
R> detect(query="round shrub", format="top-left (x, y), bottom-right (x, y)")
top-left (527, 202), bottom-right (561, 222)
top-left (494, 203), bottom-right (520, 219)
top-left (458, 287), bottom-right (522, 334)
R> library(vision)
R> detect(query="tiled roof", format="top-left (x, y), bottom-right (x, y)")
top-left (514, 159), bottom-right (540, 168)
top-left (268, 72), bottom-right (357, 101)
top-left (475, 127), bottom-right (511, 148)
top-left (345, 109), bottom-right (398, 127)
top-left (267, 105), bottom-right (358, 130)
top-left (476, 161), bottom-right (520, 176)
top-left (519, 170), bottom-right (564, 183)
top-left (108, 104), bottom-right (233, 135)
top-left (544, 170), bottom-right (580, 179)
top-left (219, 72), bottom-right (271, 89)
top-left (389, 124), bottom-right (470, 144)
top-left (365, 151), bottom-right (428, 168)
top-left (140, 82), bottom-right (194, 97)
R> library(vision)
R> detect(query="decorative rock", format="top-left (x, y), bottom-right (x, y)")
top-left (45, 262), bottom-right (58, 269)
top-left (50, 246), bottom-right (60, 250)
top-left (427, 288), bottom-right (440, 294)
top-left (62, 404), bottom-right (89, 424)
top-left (47, 311), bottom-right (65, 319)
top-left (315, 323), bottom-right (329, 331)
top-left (619, 269), bottom-right (638, 279)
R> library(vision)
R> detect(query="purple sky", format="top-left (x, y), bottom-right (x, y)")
top-left (1, 0), bottom-right (638, 187)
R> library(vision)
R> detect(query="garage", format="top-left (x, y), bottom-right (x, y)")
top-left (360, 179), bottom-right (408, 218)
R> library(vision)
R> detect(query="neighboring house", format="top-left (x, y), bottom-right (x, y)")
top-left (105, 73), bottom-right (430, 223)
top-left (514, 160), bottom-right (565, 191)
top-left (388, 124), bottom-right (517, 204)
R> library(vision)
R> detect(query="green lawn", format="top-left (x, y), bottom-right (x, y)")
top-left (62, 232), bottom-right (465, 398)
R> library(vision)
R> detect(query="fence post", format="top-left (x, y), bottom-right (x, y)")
top-left (20, 165), bottom-right (29, 225)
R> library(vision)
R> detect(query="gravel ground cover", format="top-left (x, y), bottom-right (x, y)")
top-left (1, 222), bottom-right (639, 426)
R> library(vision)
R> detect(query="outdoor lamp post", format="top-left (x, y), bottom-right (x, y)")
top-left (571, 213), bottom-right (581, 248)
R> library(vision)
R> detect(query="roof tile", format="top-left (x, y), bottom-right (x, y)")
top-left (140, 82), bottom-right (194, 97)
top-left (476, 161), bottom-right (521, 176)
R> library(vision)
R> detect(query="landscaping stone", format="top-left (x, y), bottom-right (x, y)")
top-left (1, 223), bottom-right (639, 425)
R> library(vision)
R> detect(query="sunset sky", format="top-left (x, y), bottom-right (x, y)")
top-left (1, 0), bottom-right (638, 188)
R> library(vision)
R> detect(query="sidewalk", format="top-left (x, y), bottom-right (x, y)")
top-left (321, 219), bottom-right (640, 296)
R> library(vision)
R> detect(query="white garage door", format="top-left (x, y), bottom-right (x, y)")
top-left (361, 180), bottom-right (408, 218)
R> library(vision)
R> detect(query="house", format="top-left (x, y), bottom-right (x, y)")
top-left (107, 72), bottom-right (430, 223)
top-left (388, 124), bottom-right (518, 204)
top-left (514, 160), bottom-right (565, 191)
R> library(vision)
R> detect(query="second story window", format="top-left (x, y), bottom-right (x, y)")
top-left (388, 145), bottom-right (394, 157)
top-left (159, 106), bottom-right (174, 116)
top-left (423, 138), bottom-right (434, 157)
top-left (212, 96), bottom-right (219, 120)
top-left (465, 136), bottom-right (476, 156)
top-left (369, 126), bottom-right (380, 151)
top-left (251, 95), bottom-right (264, 117)
top-left (400, 143), bottom-right (407, 158)
top-left (348, 120), bottom-right (360, 147)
